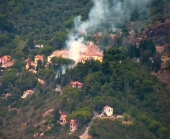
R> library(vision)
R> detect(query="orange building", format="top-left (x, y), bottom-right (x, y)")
top-left (70, 81), bottom-right (83, 89)
top-left (47, 50), bottom-right (68, 63)
top-left (59, 114), bottom-right (67, 125)
top-left (70, 119), bottom-right (77, 132)
top-left (34, 55), bottom-right (44, 64)
top-left (0, 55), bottom-right (12, 64)
top-left (80, 52), bottom-right (103, 63)
top-left (80, 41), bottom-right (103, 63)
top-left (2, 55), bottom-right (11, 62)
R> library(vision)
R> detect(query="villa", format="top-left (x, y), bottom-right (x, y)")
top-left (47, 50), bottom-right (68, 63)
top-left (34, 55), bottom-right (44, 64)
top-left (70, 81), bottom-right (83, 89)
top-left (101, 105), bottom-right (113, 117)
top-left (0, 55), bottom-right (14, 68)
top-left (70, 119), bottom-right (77, 132)
top-left (59, 114), bottom-right (67, 125)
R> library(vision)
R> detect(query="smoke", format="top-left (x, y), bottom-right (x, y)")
top-left (66, 0), bottom-right (151, 63)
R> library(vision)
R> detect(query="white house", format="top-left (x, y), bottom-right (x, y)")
top-left (35, 44), bottom-right (44, 48)
top-left (101, 105), bottom-right (113, 117)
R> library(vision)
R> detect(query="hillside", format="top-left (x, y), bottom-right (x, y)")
top-left (0, 0), bottom-right (170, 139)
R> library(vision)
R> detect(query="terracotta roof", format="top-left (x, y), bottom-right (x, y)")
top-left (0, 57), bottom-right (6, 60)
top-left (83, 52), bottom-right (103, 57)
top-left (35, 55), bottom-right (43, 58)
top-left (61, 114), bottom-right (67, 119)
top-left (24, 90), bottom-right (34, 94)
top-left (70, 119), bottom-right (76, 124)
top-left (1, 62), bottom-right (14, 67)
top-left (103, 105), bottom-right (111, 109)
top-left (71, 81), bottom-right (83, 86)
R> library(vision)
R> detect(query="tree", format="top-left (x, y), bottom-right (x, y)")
top-left (27, 37), bottom-right (34, 49)
top-left (39, 45), bottom-right (55, 56)
top-left (22, 46), bottom-right (29, 59)
top-left (133, 80), bottom-right (141, 97)
top-left (148, 121), bottom-right (162, 134)
top-left (1, 69), bottom-right (18, 89)
top-left (152, 53), bottom-right (161, 72)
top-left (12, 60), bottom-right (25, 72)
top-left (53, 108), bottom-right (60, 121)
top-left (14, 51), bottom-right (24, 60)
top-left (51, 31), bottom-right (67, 49)
top-left (37, 68), bottom-right (55, 83)
top-left (67, 108), bottom-right (93, 125)
top-left (130, 8), bottom-right (139, 21)
top-left (140, 50), bottom-right (152, 64)
top-left (157, 127), bottom-right (169, 139)
top-left (36, 59), bottom-right (44, 71)
top-left (142, 80), bottom-right (153, 92)
top-left (0, 34), bottom-right (8, 47)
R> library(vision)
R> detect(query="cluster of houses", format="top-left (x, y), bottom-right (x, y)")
top-left (24, 41), bottom-right (103, 74)
top-left (25, 55), bottom-right (44, 72)
top-left (21, 81), bottom-right (82, 99)
top-left (58, 105), bottom-right (114, 132)
top-left (0, 55), bottom-right (14, 68)
top-left (47, 41), bottom-right (103, 64)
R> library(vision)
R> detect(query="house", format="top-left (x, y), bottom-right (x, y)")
top-left (0, 55), bottom-right (14, 68)
top-left (1, 62), bottom-right (14, 68)
top-left (156, 46), bottom-right (164, 53)
top-left (25, 59), bottom-right (31, 70)
top-left (70, 81), bottom-right (83, 89)
top-left (35, 44), bottom-right (44, 48)
top-left (101, 106), bottom-right (113, 117)
top-left (21, 90), bottom-right (34, 98)
top-left (70, 119), bottom-right (77, 132)
top-left (80, 42), bottom-right (103, 63)
top-left (2, 55), bottom-right (11, 62)
top-left (0, 57), bottom-right (7, 64)
top-left (34, 55), bottom-right (44, 64)
top-left (47, 50), bottom-right (68, 63)
top-left (59, 114), bottom-right (67, 125)
top-left (80, 52), bottom-right (103, 63)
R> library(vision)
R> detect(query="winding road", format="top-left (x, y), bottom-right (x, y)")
top-left (79, 112), bottom-right (99, 139)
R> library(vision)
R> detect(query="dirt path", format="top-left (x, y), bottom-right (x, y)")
top-left (79, 112), bottom-right (99, 139)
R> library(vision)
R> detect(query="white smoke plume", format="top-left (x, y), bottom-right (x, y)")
top-left (66, 0), bottom-right (151, 63)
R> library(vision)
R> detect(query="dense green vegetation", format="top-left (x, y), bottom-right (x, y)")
top-left (89, 119), bottom-right (157, 139)
top-left (0, 0), bottom-right (170, 138)
top-left (60, 47), bottom-right (170, 138)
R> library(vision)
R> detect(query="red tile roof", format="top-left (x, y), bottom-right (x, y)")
top-left (103, 105), bottom-right (111, 109)
top-left (60, 114), bottom-right (67, 119)
top-left (83, 52), bottom-right (103, 57)
top-left (70, 81), bottom-right (83, 86)
top-left (35, 55), bottom-right (43, 58)
top-left (70, 119), bottom-right (76, 124)
top-left (24, 90), bottom-right (34, 94)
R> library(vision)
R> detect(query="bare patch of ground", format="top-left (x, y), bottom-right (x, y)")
top-left (151, 71), bottom-right (170, 84)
